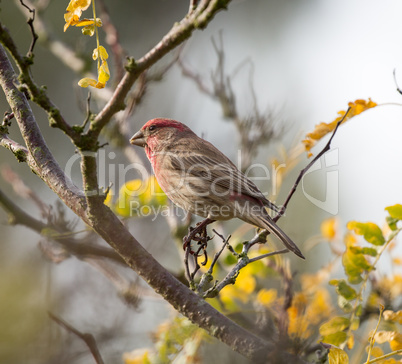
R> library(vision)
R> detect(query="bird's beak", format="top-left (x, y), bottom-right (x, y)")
top-left (130, 130), bottom-right (146, 147)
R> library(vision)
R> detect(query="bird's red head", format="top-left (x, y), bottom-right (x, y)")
top-left (130, 118), bottom-right (194, 151)
top-left (141, 118), bottom-right (191, 133)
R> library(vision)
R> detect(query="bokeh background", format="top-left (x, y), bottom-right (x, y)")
top-left (1, 0), bottom-right (402, 363)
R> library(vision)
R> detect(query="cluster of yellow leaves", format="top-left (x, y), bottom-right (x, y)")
top-left (219, 259), bottom-right (267, 311)
top-left (64, 0), bottom-right (102, 33)
top-left (64, 0), bottom-right (110, 89)
top-left (303, 98), bottom-right (377, 157)
top-left (319, 203), bottom-right (402, 363)
top-left (288, 288), bottom-right (333, 340)
top-left (105, 176), bottom-right (168, 218)
top-left (78, 45), bottom-right (110, 89)
top-left (364, 308), bottom-right (402, 364)
top-left (217, 249), bottom-right (334, 341)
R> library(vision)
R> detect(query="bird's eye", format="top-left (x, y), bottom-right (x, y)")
top-left (149, 125), bottom-right (156, 131)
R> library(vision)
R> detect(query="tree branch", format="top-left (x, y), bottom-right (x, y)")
top-left (0, 43), bottom-right (86, 215)
top-left (0, 41), bottom-right (296, 362)
top-left (0, 186), bottom-right (126, 265)
top-left (48, 312), bottom-right (105, 364)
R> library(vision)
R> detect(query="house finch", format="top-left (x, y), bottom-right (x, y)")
top-left (130, 118), bottom-right (304, 259)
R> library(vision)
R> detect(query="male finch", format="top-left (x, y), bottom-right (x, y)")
top-left (130, 118), bottom-right (304, 259)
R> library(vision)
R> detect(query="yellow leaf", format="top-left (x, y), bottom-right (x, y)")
top-left (98, 45), bottom-right (109, 60)
top-left (347, 333), bottom-right (354, 350)
top-left (75, 18), bottom-right (103, 27)
top-left (393, 257), bottom-right (402, 265)
top-left (347, 221), bottom-right (385, 246)
top-left (328, 347), bottom-right (349, 364)
top-left (104, 189), bottom-right (113, 207)
top-left (219, 285), bottom-right (241, 311)
top-left (257, 289), bottom-right (277, 307)
top-left (320, 316), bottom-right (350, 336)
top-left (383, 310), bottom-right (402, 324)
top-left (64, 13), bottom-right (80, 31)
top-left (78, 77), bottom-right (98, 88)
top-left (66, 0), bottom-right (91, 12)
top-left (307, 289), bottom-right (333, 325)
top-left (385, 204), bottom-right (402, 220)
top-left (366, 346), bottom-right (384, 358)
top-left (95, 82), bottom-right (106, 89)
top-left (75, 18), bottom-right (96, 27)
top-left (287, 306), bottom-right (311, 338)
top-left (303, 99), bottom-right (377, 157)
top-left (98, 60), bottom-right (110, 84)
top-left (236, 272), bottom-right (256, 296)
top-left (321, 217), bottom-right (338, 241)
top-left (115, 177), bottom-right (168, 217)
top-left (92, 48), bottom-right (99, 60)
top-left (64, 0), bottom-right (91, 32)
top-left (390, 333), bottom-right (402, 351)
top-left (374, 331), bottom-right (397, 344)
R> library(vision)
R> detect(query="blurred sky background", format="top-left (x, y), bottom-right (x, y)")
top-left (1, 0), bottom-right (402, 362)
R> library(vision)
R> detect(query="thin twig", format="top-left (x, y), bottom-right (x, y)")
top-left (82, 92), bottom-right (92, 129)
top-left (365, 305), bottom-right (385, 363)
top-left (19, 0), bottom-right (38, 56)
top-left (248, 249), bottom-right (289, 263)
top-left (393, 68), bottom-right (402, 95)
top-left (2, 111), bottom-right (14, 126)
top-left (189, 0), bottom-right (199, 14)
top-left (2, 165), bottom-right (50, 217)
top-left (273, 106), bottom-right (351, 223)
top-left (48, 312), bottom-right (105, 364)
top-left (184, 244), bottom-right (193, 284)
top-left (209, 229), bottom-right (231, 271)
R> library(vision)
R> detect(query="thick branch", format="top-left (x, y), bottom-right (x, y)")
top-left (0, 43), bottom-right (86, 216)
top-left (0, 42), bottom-right (292, 362)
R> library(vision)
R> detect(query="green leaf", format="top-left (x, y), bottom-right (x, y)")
top-left (342, 252), bottom-right (364, 284)
top-left (349, 246), bottom-right (377, 257)
top-left (322, 332), bottom-right (348, 347)
top-left (385, 204), bottom-right (402, 220)
top-left (330, 279), bottom-right (357, 300)
top-left (386, 216), bottom-right (399, 231)
top-left (328, 347), bottom-right (349, 364)
top-left (320, 317), bottom-right (350, 336)
top-left (347, 221), bottom-right (385, 246)
top-left (360, 247), bottom-right (378, 256)
top-left (355, 304), bottom-right (363, 317)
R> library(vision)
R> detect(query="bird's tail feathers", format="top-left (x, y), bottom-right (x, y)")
top-left (257, 215), bottom-right (305, 259)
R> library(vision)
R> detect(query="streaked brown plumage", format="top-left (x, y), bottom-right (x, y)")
top-left (130, 118), bottom-right (304, 259)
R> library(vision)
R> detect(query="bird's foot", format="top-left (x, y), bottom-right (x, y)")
top-left (183, 218), bottom-right (215, 261)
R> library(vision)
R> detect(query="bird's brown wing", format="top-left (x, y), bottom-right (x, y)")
top-left (170, 138), bottom-right (280, 213)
